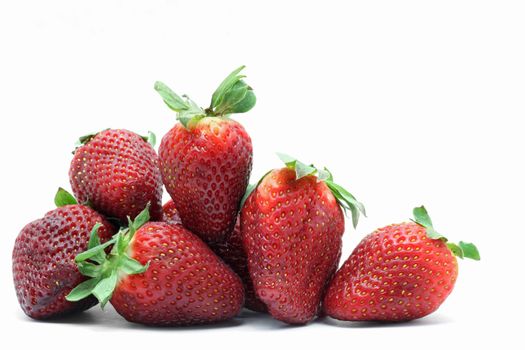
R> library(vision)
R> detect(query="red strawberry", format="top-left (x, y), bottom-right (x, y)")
top-left (162, 199), bottom-right (264, 311)
top-left (154, 66), bottom-right (254, 244)
top-left (67, 207), bottom-right (244, 326)
top-left (323, 206), bottom-right (480, 322)
top-left (210, 216), bottom-right (267, 313)
top-left (69, 128), bottom-right (163, 223)
top-left (241, 154), bottom-right (365, 324)
top-left (12, 188), bottom-right (115, 319)
top-left (162, 199), bottom-right (182, 226)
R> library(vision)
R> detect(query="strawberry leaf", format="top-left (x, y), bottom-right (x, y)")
top-left (154, 81), bottom-right (206, 129)
top-left (87, 223), bottom-right (106, 264)
top-left (211, 66), bottom-right (256, 115)
top-left (141, 131), bottom-right (157, 148)
top-left (277, 152), bottom-right (297, 168)
top-left (120, 256), bottom-right (149, 275)
top-left (66, 278), bottom-right (101, 302)
top-left (459, 241), bottom-right (481, 260)
top-left (130, 204), bottom-right (150, 234)
top-left (77, 261), bottom-right (102, 278)
top-left (54, 187), bottom-right (78, 207)
top-left (412, 206), bottom-right (480, 261)
top-left (412, 206), bottom-right (434, 228)
top-left (154, 81), bottom-right (189, 112)
top-left (75, 237), bottom-right (116, 263)
top-left (325, 180), bottom-right (366, 228)
top-left (447, 242), bottom-right (464, 259)
top-left (92, 272), bottom-right (118, 307)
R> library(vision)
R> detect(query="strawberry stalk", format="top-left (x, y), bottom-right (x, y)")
top-left (412, 206), bottom-right (480, 260)
top-left (154, 65), bottom-right (256, 129)
top-left (66, 206), bottom-right (151, 306)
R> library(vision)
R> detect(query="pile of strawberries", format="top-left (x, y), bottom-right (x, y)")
top-left (12, 66), bottom-right (480, 326)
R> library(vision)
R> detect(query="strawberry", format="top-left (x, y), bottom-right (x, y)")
top-left (69, 128), bottom-right (163, 223)
top-left (162, 199), bottom-right (182, 226)
top-left (66, 206), bottom-right (244, 326)
top-left (323, 206), bottom-right (480, 322)
top-left (241, 154), bottom-right (366, 324)
top-left (162, 199), bottom-right (264, 311)
top-left (12, 188), bottom-right (115, 319)
top-left (210, 216), bottom-right (266, 312)
top-left (154, 66), bottom-right (254, 244)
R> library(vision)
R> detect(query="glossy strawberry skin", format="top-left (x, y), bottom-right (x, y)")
top-left (241, 167), bottom-right (344, 324)
top-left (162, 200), bottom-right (182, 226)
top-left (110, 222), bottom-right (244, 326)
top-left (323, 222), bottom-right (458, 322)
top-left (69, 129), bottom-right (163, 223)
top-left (162, 199), bottom-right (263, 312)
top-left (210, 217), bottom-right (266, 312)
top-left (12, 205), bottom-right (115, 319)
top-left (159, 118), bottom-right (252, 244)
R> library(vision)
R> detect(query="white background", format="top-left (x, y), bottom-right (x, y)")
top-left (1, 1), bottom-right (523, 348)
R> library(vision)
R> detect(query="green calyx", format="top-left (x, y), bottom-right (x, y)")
top-left (274, 153), bottom-right (366, 229)
top-left (154, 65), bottom-right (256, 129)
top-left (54, 187), bottom-right (78, 207)
top-left (140, 130), bottom-right (157, 148)
top-left (412, 206), bottom-right (480, 261)
top-left (65, 206), bottom-right (151, 307)
top-left (210, 65), bottom-right (256, 115)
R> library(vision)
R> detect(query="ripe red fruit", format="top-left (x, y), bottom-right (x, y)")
top-left (67, 207), bottom-right (244, 326)
top-left (154, 66), bottom-right (254, 244)
top-left (162, 199), bottom-right (264, 311)
top-left (210, 217), bottom-right (266, 312)
top-left (69, 128), bottom-right (163, 223)
top-left (323, 206), bottom-right (480, 322)
top-left (12, 188), bottom-right (115, 319)
top-left (241, 154), bottom-right (365, 324)
top-left (162, 200), bottom-right (181, 226)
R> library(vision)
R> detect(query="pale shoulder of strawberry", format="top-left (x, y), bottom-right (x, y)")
top-left (412, 206), bottom-right (480, 260)
top-left (243, 153), bottom-right (367, 228)
top-left (154, 65), bottom-right (256, 129)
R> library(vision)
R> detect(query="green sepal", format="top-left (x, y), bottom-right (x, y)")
top-left (177, 97), bottom-right (206, 129)
top-left (154, 81), bottom-right (206, 129)
top-left (75, 237), bottom-right (117, 263)
top-left (120, 256), bottom-right (149, 275)
top-left (154, 81), bottom-right (189, 112)
top-left (130, 204), bottom-right (151, 234)
top-left (317, 167), bottom-right (333, 182)
top-left (325, 180), bottom-right (366, 229)
top-left (141, 131), bottom-right (157, 148)
top-left (411, 206), bottom-right (480, 261)
top-left (277, 152), bottom-right (316, 180)
top-left (54, 187), bottom-right (78, 207)
top-left (66, 207), bottom-right (152, 307)
top-left (88, 223), bottom-right (102, 249)
top-left (92, 272), bottom-right (118, 307)
top-left (77, 261), bottom-right (102, 278)
top-left (66, 277), bottom-right (101, 302)
top-left (459, 241), bottom-right (481, 260)
top-left (276, 153), bottom-right (366, 228)
top-left (210, 65), bottom-right (256, 115)
top-left (446, 242), bottom-right (464, 259)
